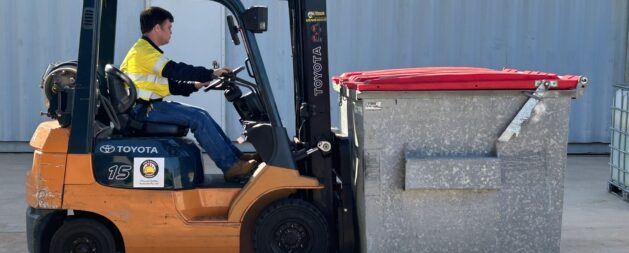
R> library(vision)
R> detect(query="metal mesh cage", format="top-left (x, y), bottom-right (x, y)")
top-left (609, 84), bottom-right (629, 200)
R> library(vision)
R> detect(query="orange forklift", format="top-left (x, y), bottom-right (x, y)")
top-left (26, 0), bottom-right (358, 252)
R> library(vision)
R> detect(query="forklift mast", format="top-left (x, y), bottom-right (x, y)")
top-left (288, 0), bottom-right (332, 223)
top-left (288, 1), bottom-right (357, 252)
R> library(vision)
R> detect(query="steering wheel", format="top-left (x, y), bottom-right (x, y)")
top-left (204, 65), bottom-right (246, 92)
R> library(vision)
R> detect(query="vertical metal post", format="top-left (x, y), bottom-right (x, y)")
top-left (288, 0), bottom-right (337, 251)
top-left (618, 89), bottom-right (629, 187)
top-left (68, 0), bottom-right (103, 153)
top-left (625, 2), bottom-right (629, 82)
top-left (94, 0), bottom-right (117, 125)
top-left (98, 0), bottom-right (117, 76)
top-left (612, 90), bottom-right (618, 182)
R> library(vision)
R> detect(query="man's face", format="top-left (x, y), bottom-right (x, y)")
top-left (155, 20), bottom-right (173, 45)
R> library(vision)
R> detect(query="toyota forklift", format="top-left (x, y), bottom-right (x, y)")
top-left (26, 0), bottom-right (358, 252)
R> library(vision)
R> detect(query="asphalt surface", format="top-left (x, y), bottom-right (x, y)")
top-left (1, 154), bottom-right (628, 253)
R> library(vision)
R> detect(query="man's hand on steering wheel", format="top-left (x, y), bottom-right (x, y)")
top-left (213, 67), bottom-right (233, 79)
top-left (194, 81), bottom-right (212, 90)
top-left (203, 65), bottom-right (246, 92)
top-left (197, 67), bottom-right (234, 91)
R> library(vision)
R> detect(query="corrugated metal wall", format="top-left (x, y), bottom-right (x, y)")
top-left (228, 0), bottom-right (628, 144)
top-left (0, 0), bottom-right (81, 142)
top-left (325, 0), bottom-right (627, 144)
top-left (1, 0), bottom-right (626, 151)
top-left (0, 0), bottom-right (144, 148)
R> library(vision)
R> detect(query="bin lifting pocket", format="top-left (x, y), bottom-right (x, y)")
top-left (404, 155), bottom-right (501, 191)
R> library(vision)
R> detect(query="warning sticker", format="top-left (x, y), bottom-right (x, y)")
top-left (306, 11), bottom-right (326, 22)
top-left (133, 157), bottom-right (165, 188)
top-left (365, 101), bottom-right (383, 111)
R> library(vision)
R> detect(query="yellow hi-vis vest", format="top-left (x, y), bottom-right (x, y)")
top-left (120, 38), bottom-right (171, 100)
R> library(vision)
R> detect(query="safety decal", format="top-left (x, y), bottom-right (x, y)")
top-left (306, 11), bottom-right (326, 23)
top-left (133, 157), bottom-right (165, 188)
top-left (365, 101), bottom-right (383, 111)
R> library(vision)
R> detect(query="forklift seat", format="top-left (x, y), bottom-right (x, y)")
top-left (104, 64), bottom-right (189, 137)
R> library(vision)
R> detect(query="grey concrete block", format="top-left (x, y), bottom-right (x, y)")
top-left (340, 89), bottom-right (574, 253)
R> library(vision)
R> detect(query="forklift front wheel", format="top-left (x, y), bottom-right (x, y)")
top-left (254, 198), bottom-right (328, 253)
top-left (49, 218), bottom-right (116, 253)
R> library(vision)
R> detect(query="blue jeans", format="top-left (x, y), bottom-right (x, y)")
top-left (131, 101), bottom-right (241, 172)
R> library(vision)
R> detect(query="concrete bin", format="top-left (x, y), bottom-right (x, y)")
top-left (333, 67), bottom-right (587, 253)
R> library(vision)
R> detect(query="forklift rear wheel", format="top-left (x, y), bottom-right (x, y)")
top-left (49, 218), bottom-right (116, 253)
top-left (254, 198), bottom-right (328, 253)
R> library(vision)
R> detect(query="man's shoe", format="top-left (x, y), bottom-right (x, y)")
top-left (240, 153), bottom-right (261, 162)
top-left (224, 159), bottom-right (258, 182)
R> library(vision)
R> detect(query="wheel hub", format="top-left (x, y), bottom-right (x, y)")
top-left (71, 236), bottom-right (97, 253)
top-left (275, 222), bottom-right (308, 251)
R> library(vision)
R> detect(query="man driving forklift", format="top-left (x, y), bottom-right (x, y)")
top-left (26, 0), bottom-right (358, 252)
top-left (121, 6), bottom-right (258, 182)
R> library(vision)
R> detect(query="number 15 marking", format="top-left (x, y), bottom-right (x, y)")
top-left (108, 165), bottom-right (132, 180)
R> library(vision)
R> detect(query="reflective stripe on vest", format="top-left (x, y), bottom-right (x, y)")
top-left (137, 89), bottom-right (164, 100)
top-left (153, 56), bottom-right (170, 74)
top-left (127, 73), bottom-right (169, 100)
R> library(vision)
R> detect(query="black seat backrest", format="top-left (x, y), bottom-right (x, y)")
top-left (104, 64), bottom-right (188, 137)
top-left (104, 65), bottom-right (139, 132)
top-left (105, 65), bottom-right (137, 114)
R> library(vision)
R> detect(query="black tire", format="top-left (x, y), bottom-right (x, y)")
top-left (49, 218), bottom-right (116, 253)
top-left (254, 199), bottom-right (329, 253)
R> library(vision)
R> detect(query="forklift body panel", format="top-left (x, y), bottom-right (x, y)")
top-left (27, 120), bottom-right (324, 252)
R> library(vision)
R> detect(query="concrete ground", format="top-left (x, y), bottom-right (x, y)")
top-left (560, 155), bottom-right (629, 253)
top-left (0, 154), bottom-right (627, 253)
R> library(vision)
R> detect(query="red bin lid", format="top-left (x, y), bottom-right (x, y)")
top-left (332, 67), bottom-right (581, 91)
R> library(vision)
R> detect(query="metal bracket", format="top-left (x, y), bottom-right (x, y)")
top-left (574, 76), bottom-right (589, 98)
top-left (535, 80), bottom-right (558, 88)
top-left (297, 140), bottom-right (332, 159)
top-left (317, 141), bottom-right (332, 152)
top-left (498, 80), bottom-right (554, 142)
top-left (338, 85), bottom-right (347, 106)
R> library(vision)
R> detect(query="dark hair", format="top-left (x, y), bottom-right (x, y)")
top-left (140, 7), bottom-right (174, 34)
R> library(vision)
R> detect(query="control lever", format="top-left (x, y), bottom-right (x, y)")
top-left (203, 79), bottom-right (224, 92)
top-left (202, 61), bottom-right (222, 91)
top-left (293, 147), bottom-right (318, 161)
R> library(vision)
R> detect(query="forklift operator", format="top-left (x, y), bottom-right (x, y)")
top-left (121, 6), bottom-right (257, 182)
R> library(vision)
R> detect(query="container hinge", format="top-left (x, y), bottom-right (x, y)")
top-left (498, 80), bottom-right (554, 142)
top-left (574, 76), bottom-right (588, 98)
top-left (338, 85), bottom-right (347, 106)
